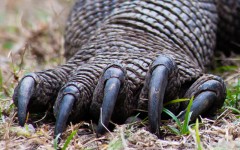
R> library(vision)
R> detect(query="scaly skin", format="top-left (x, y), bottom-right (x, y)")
top-left (13, 0), bottom-right (240, 137)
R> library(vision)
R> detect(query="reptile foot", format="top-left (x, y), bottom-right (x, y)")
top-left (13, 0), bottom-right (236, 139)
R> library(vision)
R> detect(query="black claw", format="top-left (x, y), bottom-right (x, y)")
top-left (15, 76), bottom-right (36, 126)
top-left (148, 65), bottom-right (168, 137)
top-left (178, 91), bottom-right (217, 121)
top-left (147, 55), bottom-right (176, 137)
top-left (97, 78), bottom-right (121, 135)
top-left (54, 94), bottom-right (75, 137)
top-left (96, 67), bottom-right (124, 136)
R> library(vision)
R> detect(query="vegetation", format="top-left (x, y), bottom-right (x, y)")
top-left (163, 98), bottom-right (193, 136)
top-left (225, 79), bottom-right (240, 115)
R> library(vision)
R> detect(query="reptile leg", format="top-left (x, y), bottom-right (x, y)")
top-left (177, 75), bottom-right (226, 121)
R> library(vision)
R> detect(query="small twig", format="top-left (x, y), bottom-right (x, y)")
top-left (33, 110), bottom-right (48, 124)
top-left (120, 126), bottom-right (128, 149)
top-left (225, 71), bottom-right (240, 82)
top-left (70, 122), bottom-right (74, 131)
top-left (132, 109), bottom-right (148, 113)
top-left (214, 109), bottom-right (230, 125)
top-left (83, 137), bottom-right (107, 147)
top-left (90, 120), bottom-right (95, 135)
top-left (100, 107), bottom-right (113, 137)
top-left (26, 112), bottom-right (30, 124)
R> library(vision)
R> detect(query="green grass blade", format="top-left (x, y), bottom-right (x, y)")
top-left (0, 107), bottom-right (2, 119)
top-left (167, 125), bottom-right (181, 135)
top-left (163, 98), bottom-right (190, 106)
top-left (215, 65), bottom-right (237, 73)
top-left (181, 97), bottom-right (193, 134)
top-left (225, 106), bottom-right (240, 114)
top-left (0, 68), bottom-right (3, 92)
top-left (195, 119), bottom-right (202, 150)
top-left (163, 108), bottom-right (181, 128)
top-left (62, 130), bottom-right (77, 150)
top-left (225, 79), bottom-right (240, 110)
top-left (107, 137), bottom-right (124, 150)
top-left (235, 80), bottom-right (240, 109)
top-left (54, 134), bottom-right (61, 150)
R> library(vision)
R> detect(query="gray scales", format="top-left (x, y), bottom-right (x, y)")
top-left (13, 0), bottom-right (240, 137)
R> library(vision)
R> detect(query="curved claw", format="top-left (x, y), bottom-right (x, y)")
top-left (54, 94), bottom-right (75, 137)
top-left (147, 55), bottom-right (175, 137)
top-left (54, 85), bottom-right (79, 136)
top-left (14, 76), bottom-right (36, 126)
top-left (178, 91), bottom-right (217, 121)
top-left (96, 67), bottom-right (124, 136)
top-left (97, 78), bottom-right (121, 135)
top-left (177, 76), bottom-right (226, 122)
top-left (148, 65), bottom-right (168, 137)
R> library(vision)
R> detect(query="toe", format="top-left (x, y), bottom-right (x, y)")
top-left (13, 74), bottom-right (37, 126)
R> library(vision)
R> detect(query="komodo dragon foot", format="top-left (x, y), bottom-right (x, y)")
top-left (12, 0), bottom-right (239, 138)
top-left (12, 54), bottom-right (226, 138)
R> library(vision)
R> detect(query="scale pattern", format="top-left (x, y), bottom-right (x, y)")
top-left (13, 0), bottom-right (240, 135)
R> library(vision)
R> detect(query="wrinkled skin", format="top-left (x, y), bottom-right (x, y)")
top-left (13, 0), bottom-right (240, 137)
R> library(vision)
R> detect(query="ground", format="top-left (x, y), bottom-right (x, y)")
top-left (0, 0), bottom-right (239, 149)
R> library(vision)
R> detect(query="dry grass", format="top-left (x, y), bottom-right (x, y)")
top-left (0, 0), bottom-right (239, 149)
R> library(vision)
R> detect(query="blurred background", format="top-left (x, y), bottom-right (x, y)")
top-left (0, 0), bottom-right (73, 80)
top-left (0, 1), bottom-right (74, 148)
